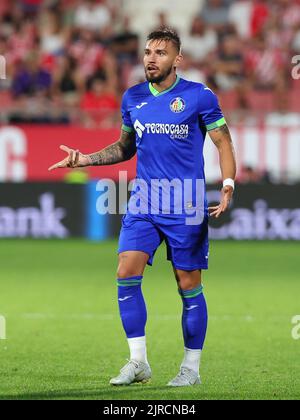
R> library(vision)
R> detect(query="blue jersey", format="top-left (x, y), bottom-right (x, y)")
top-left (121, 76), bottom-right (225, 217)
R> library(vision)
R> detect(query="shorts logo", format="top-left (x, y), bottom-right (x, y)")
top-left (170, 97), bottom-right (185, 113)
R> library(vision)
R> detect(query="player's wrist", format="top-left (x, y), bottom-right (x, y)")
top-left (223, 178), bottom-right (235, 191)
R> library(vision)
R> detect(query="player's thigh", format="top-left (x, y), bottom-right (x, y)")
top-left (118, 214), bottom-right (163, 268)
top-left (117, 251), bottom-right (149, 278)
top-left (161, 217), bottom-right (209, 269)
top-left (173, 267), bottom-right (202, 291)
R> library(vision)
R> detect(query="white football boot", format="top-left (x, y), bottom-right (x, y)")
top-left (167, 367), bottom-right (201, 387)
top-left (110, 360), bottom-right (152, 386)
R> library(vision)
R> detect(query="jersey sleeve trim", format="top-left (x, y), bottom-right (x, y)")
top-left (122, 124), bottom-right (134, 133)
top-left (206, 117), bottom-right (226, 131)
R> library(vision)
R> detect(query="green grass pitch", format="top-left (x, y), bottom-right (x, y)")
top-left (0, 239), bottom-right (299, 400)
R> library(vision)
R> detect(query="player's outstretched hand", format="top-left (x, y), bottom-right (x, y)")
top-left (208, 186), bottom-right (233, 218)
top-left (48, 145), bottom-right (91, 171)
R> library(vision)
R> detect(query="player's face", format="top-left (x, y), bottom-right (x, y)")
top-left (144, 40), bottom-right (181, 83)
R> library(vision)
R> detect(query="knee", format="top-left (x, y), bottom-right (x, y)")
top-left (176, 269), bottom-right (202, 291)
top-left (117, 252), bottom-right (148, 279)
top-left (117, 262), bottom-right (141, 279)
top-left (178, 276), bottom-right (198, 291)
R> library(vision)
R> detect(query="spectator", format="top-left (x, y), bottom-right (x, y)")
top-left (20, 0), bottom-right (43, 16)
top-left (201, 0), bottom-right (230, 32)
top-left (126, 63), bottom-right (146, 88)
top-left (52, 55), bottom-right (83, 105)
top-left (250, 0), bottom-right (270, 37)
top-left (110, 31), bottom-right (139, 67)
top-left (228, 0), bottom-right (252, 39)
top-left (276, 0), bottom-right (300, 30)
top-left (80, 75), bottom-right (119, 128)
top-left (69, 28), bottom-right (105, 79)
top-left (39, 9), bottom-right (66, 56)
top-left (181, 16), bottom-right (218, 62)
top-left (245, 34), bottom-right (286, 92)
top-left (178, 52), bottom-right (206, 84)
top-left (264, 11), bottom-right (293, 52)
top-left (211, 34), bottom-right (248, 107)
top-left (0, 2), bottom-right (23, 38)
top-left (74, 0), bottom-right (112, 36)
top-left (151, 12), bottom-right (171, 32)
top-left (8, 19), bottom-right (37, 65)
top-left (109, 16), bottom-right (139, 88)
top-left (12, 51), bottom-right (52, 98)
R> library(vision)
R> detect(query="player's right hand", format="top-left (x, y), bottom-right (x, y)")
top-left (48, 145), bottom-right (91, 171)
top-left (208, 185), bottom-right (233, 218)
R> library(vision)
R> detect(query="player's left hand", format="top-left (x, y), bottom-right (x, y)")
top-left (208, 186), bottom-right (233, 218)
top-left (48, 145), bottom-right (91, 171)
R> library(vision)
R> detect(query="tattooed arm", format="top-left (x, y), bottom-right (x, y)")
top-left (209, 124), bottom-right (236, 181)
top-left (88, 130), bottom-right (136, 166)
top-left (208, 124), bottom-right (237, 218)
top-left (48, 129), bottom-right (136, 171)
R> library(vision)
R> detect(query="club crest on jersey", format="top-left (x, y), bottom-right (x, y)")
top-left (170, 97), bottom-right (186, 113)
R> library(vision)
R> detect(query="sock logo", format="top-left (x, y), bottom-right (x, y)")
top-left (185, 305), bottom-right (199, 311)
top-left (118, 296), bottom-right (133, 302)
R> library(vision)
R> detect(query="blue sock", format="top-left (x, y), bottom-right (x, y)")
top-left (117, 276), bottom-right (147, 339)
top-left (180, 285), bottom-right (208, 350)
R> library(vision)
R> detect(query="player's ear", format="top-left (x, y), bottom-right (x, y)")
top-left (174, 53), bottom-right (183, 69)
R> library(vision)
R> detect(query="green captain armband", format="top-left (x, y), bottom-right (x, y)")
top-left (122, 124), bottom-right (134, 133)
top-left (206, 117), bottom-right (226, 131)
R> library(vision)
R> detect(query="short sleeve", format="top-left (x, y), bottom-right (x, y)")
top-left (198, 87), bottom-right (226, 131)
top-left (121, 90), bottom-right (134, 133)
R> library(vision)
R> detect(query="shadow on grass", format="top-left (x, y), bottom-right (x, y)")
top-left (2, 388), bottom-right (297, 400)
top-left (0, 384), bottom-right (186, 400)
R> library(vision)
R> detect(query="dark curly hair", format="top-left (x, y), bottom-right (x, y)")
top-left (147, 28), bottom-right (181, 53)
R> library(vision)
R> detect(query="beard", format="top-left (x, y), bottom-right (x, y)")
top-left (145, 64), bottom-right (174, 83)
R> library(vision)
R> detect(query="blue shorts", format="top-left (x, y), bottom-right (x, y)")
top-left (118, 213), bottom-right (209, 271)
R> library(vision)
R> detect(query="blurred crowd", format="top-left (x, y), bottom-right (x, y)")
top-left (0, 0), bottom-right (300, 127)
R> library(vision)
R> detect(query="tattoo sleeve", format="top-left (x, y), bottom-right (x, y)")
top-left (209, 124), bottom-right (237, 180)
top-left (209, 124), bottom-right (232, 148)
top-left (88, 130), bottom-right (136, 166)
